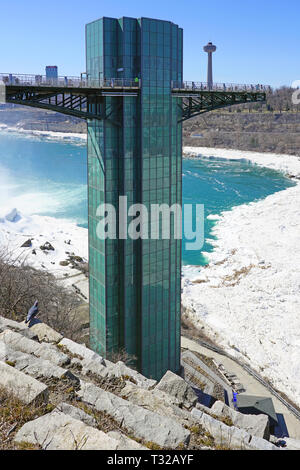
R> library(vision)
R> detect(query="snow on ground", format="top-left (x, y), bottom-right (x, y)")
top-left (0, 123), bottom-right (87, 145)
top-left (184, 146), bottom-right (300, 178)
top-left (0, 208), bottom-right (88, 277)
top-left (0, 125), bottom-right (88, 276)
top-left (183, 146), bottom-right (300, 407)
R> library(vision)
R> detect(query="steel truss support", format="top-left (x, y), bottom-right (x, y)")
top-left (5, 86), bottom-right (266, 125)
top-left (174, 91), bottom-right (266, 122)
top-left (5, 86), bottom-right (133, 124)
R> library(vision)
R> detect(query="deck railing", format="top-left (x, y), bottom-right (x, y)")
top-left (0, 73), bottom-right (140, 89)
top-left (172, 81), bottom-right (271, 92)
top-left (0, 74), bottom-right (270, 93)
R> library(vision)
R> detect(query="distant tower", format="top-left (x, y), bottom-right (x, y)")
top-left (203, 42), bottom-right (217, 89)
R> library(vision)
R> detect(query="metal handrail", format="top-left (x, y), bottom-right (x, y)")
top-left (0, 73), bottom-right (140, 89)
top-left (172, 81), bottom-right (271, 92)
top-left (0, 74), bottom-right (270, 93)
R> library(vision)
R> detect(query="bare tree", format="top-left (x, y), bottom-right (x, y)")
top-left (0, 249), bottom-right (83, 341)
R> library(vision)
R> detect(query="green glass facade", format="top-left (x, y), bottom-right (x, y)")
top-left (86, 17), bottom-right (183, 380)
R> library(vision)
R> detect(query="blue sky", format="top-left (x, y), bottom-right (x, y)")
top-left (1, 0), bottom-right (299, 88)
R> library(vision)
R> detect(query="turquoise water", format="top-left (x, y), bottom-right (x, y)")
top-left (182, 158), bottom-right (295, 265)
top-left (0, 133), bottom-right (295, 266)
top-left (0, 133), bottom-right (88, 225)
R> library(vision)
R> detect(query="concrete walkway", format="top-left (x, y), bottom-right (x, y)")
top-left (60, 273), bottom-right (89, 302)
top-left (182, 336), bottom-right (300, 439)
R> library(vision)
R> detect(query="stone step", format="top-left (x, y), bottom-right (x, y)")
top-left (59, 337), bottom-right (105, 363)
top-left (107, 431), bottom-right (148, 450)
top-left (191, 408), bottom-right (278, 451)
top-left (0, 317), bottom-right (37, 340)
top-left (77, 380), bottom-right (190, 449)
top-left (155, 370), bottom-right (198, 410)
top-left (97, 361), bottom-right (157, 390)
top-left (55, 402), bottom-right (97, 427)
top-left (59, 340), bottom-right (156, 390)
top-left (0, 329), bottom-right (70, 367)
top-left (0, 340), bottom-right (78, 383)
top-left (26, 322), bottom-right (63, 344)
top-left (14, 409), bottom-right (122, 450)
top-left (120, 382), bottom-right (196, 428)
top-left (211, 400), bottom-right (270, 440)
top-left (0, 360), bottom-right (49, 405)
top-left (48, 402), bottom-right (146, 450)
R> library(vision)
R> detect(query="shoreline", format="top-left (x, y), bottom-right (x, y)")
top-left (0, 123), bottom-right (87, 145)
top-left (1, 122), bottom-right (299, 173)
top-left (183, 146), bottom-right (300, 178)
top-left (1, 127), bottom-right (300, 406)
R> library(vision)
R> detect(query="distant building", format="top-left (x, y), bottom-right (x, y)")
top-left (45, 66), bottom-right (58, 82)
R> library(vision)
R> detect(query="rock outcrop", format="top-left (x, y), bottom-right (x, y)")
top-left (77, 380), bottom-right (190, 449)
top-left (211, 400), bottom-right (270, 440)
top-left (155, 370), bottom-right (198, 409)
top-left (0, 360), bottom-right (49, 405)
top-left (97, 360), bottom-right (157, 390)
top-left (0, 317), bottom-right (37, 339)
top-left (0, 341), bottom-right (78, 383)
top-left (14, 409), bottom-right (122, 450)
top-left (0, 330), bottom-right (69, 367)
top-left (59, 338), bottom-right (105, 363)
top-left (0, 315), bottom-right (285, 451)
top-left (120, 382), bottom-right (195, 427)
top-left (56, 402), bottom-right (97, 427)
top-left (191, 409), bottom-right (278, 451)
top-left (29, 323), bottom-right (63, 344)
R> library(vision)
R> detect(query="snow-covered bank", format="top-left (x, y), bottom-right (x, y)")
top-left (0, 208), bottom-right (88, 277)
top-left (0, 123), bottom-right (87, 145)
top-left (184, 146), bottom-right (300, 178)
top-left (182, 146), bottom-right (300, 407)
top-left (0, 126), bottom-right (88, 276)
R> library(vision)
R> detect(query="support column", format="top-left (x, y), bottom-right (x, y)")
top-left (86, 16), bottom-right (183, 380)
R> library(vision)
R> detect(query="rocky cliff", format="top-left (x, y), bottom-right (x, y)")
top-left (0, 316), bottom-right (280, 450)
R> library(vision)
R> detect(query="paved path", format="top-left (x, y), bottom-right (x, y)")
top-left (60, 273), bottom-right (89, 302)
top-left (182, 336), bottom-right (300, 439)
